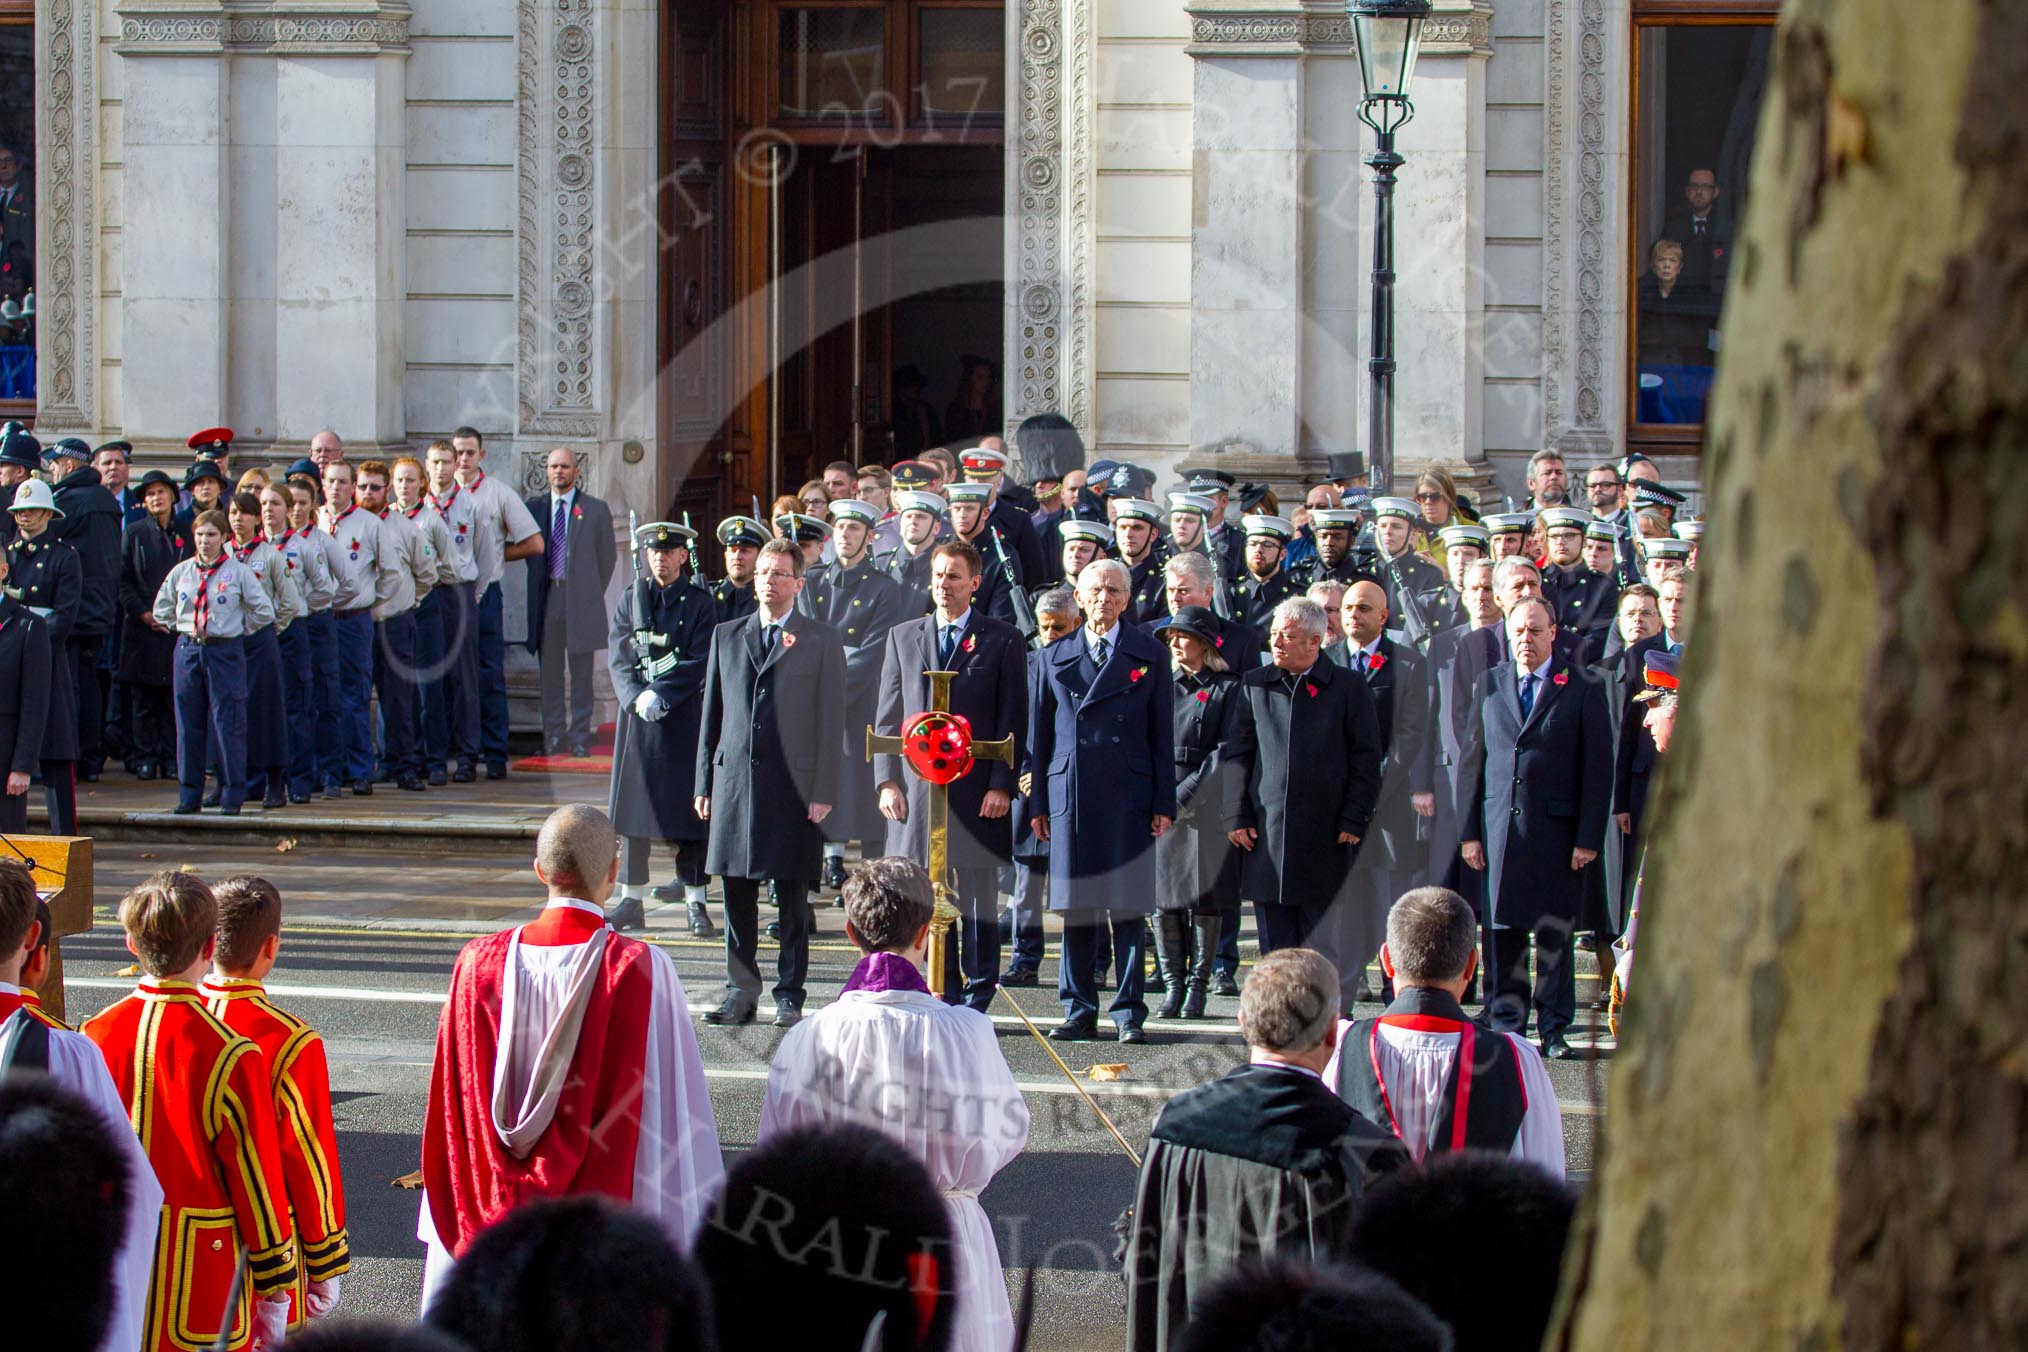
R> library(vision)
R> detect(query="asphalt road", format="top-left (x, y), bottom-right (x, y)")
top-left (57, 877), bottom-right (1610, 1351)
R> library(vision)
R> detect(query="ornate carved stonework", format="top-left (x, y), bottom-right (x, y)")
top-left (517, 0), bottom-right (600, 439)
top-left (1186, 6), bottom-right (1489, 57)
top-left (116, 5), bottom-right (411, 52)
top-left (1009, 0), bottom-right (1065, 429)
top-left (1541, 0), bottom-right (1613, 450)
top-left (1063, 0), bottom-right (1093, 437)
top-left (35, 0), bottom-right (96, 434)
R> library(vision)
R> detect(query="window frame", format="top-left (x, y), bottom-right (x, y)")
top-left (763, 0), bottom-right (1004, 145)
top-left (0, 3), bottom-right (33, 422)
top-left (1624, 1), bottom-right (1778, 458)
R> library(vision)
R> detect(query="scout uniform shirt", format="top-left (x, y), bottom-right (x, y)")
top-left (404, 501), bottom-right (463, 593)
top-left (274, 525), bottom-right (336, 616)
top-left (82, 978), bottom-right (297, 1352)
top-left (458, 469), bottom-right (541, 592)
top-left (154, 553), bottom-right (276, 638)
top-left (372, 507), bottom-right (435, 621)
top-left (203, 975), bottom-right (351, 1328)
top-left (322, 504), bottom-right (391, 613)
top-left (426, 480), bottom-right (482, 585)
top-left (231, 536), bottom-right (303, 631)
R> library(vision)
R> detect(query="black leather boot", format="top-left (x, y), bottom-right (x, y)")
top-left (1155, 912), bottom-right (1189, 1020)
top-left (1184, 913), bottom-right (1221, 1018)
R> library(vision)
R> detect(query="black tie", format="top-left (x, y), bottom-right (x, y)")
top-left (763, 623), bottom-right (779, 653)
top-left (939, 624), bottom-right (957, 668)
top-left (1094, 637), bottom-right (1111, 668)
top-left (1520, 673), bottom-right (1537, 719)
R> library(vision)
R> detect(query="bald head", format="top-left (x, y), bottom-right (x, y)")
top-left (1343, 579), bottom-right (1388, 647)
top-left (534, 804), bottom-right (618, 902)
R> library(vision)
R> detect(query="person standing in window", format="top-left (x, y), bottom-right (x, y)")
top-left (1636, 239), bottom-right (1718, 423)
top-left (1658, 167), bottom-right (1729, 292)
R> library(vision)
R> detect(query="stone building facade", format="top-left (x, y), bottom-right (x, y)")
top-left (23, 0), bottom-right (1759, 513)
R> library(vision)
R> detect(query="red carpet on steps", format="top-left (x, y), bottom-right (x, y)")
top-left (510, 722), bottom-right (617, 775)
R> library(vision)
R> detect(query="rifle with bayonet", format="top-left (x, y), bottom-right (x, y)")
top-left (626, 509), bottom-right (676, 685)
top-left (991, 526), bottom-right (1040, 647)
top-left (1387, 551), bottom-right (1437, 654)
top-left (682, 509), bottom-right (703, 586)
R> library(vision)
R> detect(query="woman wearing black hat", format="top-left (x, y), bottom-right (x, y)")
top-left (117, 470), bottom-right (185, 779)
top-left (173, 461), bottom-right (226, 541)
top-left (1151, 606), bottom-right (1243, 1019)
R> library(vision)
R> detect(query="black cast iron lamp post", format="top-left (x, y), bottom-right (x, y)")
top-left (1348, 0), bottom-right (1430, 495)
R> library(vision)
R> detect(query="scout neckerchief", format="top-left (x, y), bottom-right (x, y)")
top-left (193, 554), bottom-right (228, 639)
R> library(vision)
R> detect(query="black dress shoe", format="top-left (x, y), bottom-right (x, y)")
top-left (397, 773), bottom-right (427, 792)
top-left (570, 744), bottom-right (592, 759)
top-left (702, 999), bottom-right (756, 1026)
top-left (289, 789), bottom-right (311, 805)
top-left (323, 783), bottom-right (345, 800)
top-left (1542, 1031), bottom-right (1577, 1060)
top-left (452, 765), bottom-right (477, 783)
top-left (262, 791), bottom-right (286, 810)
top-left (351, 781), bottom-right (373, 796)
top-left (136, 761), bottom-right (160, 781)
top-left (485, 763), bottom-right (508, 780)
top-left (687, 903), bottom-right (716, 938)
top-left (764, 918), bottom-right (782, 942)
top-left (822, 855), bottom-right (847, 891)
top-left (219, 805), bottom-right (241, 817)
top-left (999, 968), bottom-right (1039, 988)
top-left (202, 787), bottom-right (222, 808)
top-left (607, 896), bottom-right (646, 931)
top-left (173, 801), bottom-right (200, 815)
top-left (1048, 1020), bottom-right (1099, 1042)
top-left (428, 767), bottom-right (448, 787)
top-left (1213, 971), bottom-right (1241, 998)
top-left (772, 1002), bottom-right (803, 1029)
top-left (1118, 1025), bottom-right (1148, 1045)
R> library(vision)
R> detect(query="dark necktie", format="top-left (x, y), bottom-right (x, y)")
top-left (549, 497), bottom-right (568, 579)
top-left (1520, 672), bottom-right (1537, 719)
top-left (938, 623), bottom-right (957, 668)
top-left (1094, 636), bottom-right (1111, 668)
top-left (763, 622), bottom-right (779, 653)
top-left (1694, 219), bottom-right (1706, 236)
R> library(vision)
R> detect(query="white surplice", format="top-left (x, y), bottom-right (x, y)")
top-left (1324, 1016), bottom-right (1566, 1178)
top-left (418, 901), bottom-right (724, 1310)
top-left (27, 1010), bottom-right (167, 1352)
top-left (758, 988), bottom-right (1031, 1352)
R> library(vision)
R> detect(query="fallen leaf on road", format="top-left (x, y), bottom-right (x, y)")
top-left (117, 964), bottom-right (140, 977)
top-left (177, 863), bottom-right (199, 874)
top-left (138, 853), bottom-right (155, 860)
top-left (1088, 1064), bottom-right (1129, 1082)
top-left (392, 1169), bottom-right (424, 1190)
top-left (276, 839), bottom-right (298, 853)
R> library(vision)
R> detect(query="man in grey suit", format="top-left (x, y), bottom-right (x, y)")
top-left (524, 447), bottom-right (617, 756)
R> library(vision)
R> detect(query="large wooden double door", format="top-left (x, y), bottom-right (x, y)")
top-left (657, 0), bottom-right (1005, 522)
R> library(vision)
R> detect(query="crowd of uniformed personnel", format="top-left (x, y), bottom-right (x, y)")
top-left (607, 436), bottom-right (1699, 1051)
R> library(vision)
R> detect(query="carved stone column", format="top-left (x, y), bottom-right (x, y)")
top-left (32, 0), bottom-right (99, 437)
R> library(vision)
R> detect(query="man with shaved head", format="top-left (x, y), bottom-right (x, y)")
top-left (418, 804), bottom-right (724, 1310)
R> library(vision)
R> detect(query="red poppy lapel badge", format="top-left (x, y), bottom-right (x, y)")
top-left (1553, 668), bottom-right (1569, 687)
top-left (1195, 689), bottom-right (1210, 704)
top-left (1368, 651), bottom-right (1387, 672)
top-left (1213, 635), bottom-right (1224, 647)
top-left (780, 631), bottom-right (797, 650)
top-left (963, 635), bottom-right (977, 653)
top-left (572, 505), bottom-right (583, 520)
top-left (1306, 682), bottom-right (1319, 698)
top-left (1130, 666), bottom-right (1148, 683)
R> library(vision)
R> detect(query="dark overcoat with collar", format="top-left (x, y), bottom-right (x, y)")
top-left (1222, 655), bottom-right (1383, 909)
top-left (1462, 657), bottom-right (1613, 929)
top-left (799, 558), bottom-right (914, 843)
top-left (1155, 665), bottom-right (1243, 910)
top-left (0, 596), bottom-right (52, 785)
top-left (522, 489), bottom-right (617, 655)
top-left (874, 611), bottom-right (1027, 876)
top-left (1028, 622), bottom-right (1176, 915)
top-left (1328, 634), bottom-right (1432, 872)
top-left (695, 608), bottom-right (847, 882)
top-left (607, 575), bottom-right (716, 842)
top-left (6, 534), bottom-right (80, 761)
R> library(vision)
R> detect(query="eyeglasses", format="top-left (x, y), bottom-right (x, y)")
top-left (1415, 492), bottom-right (1445, 503)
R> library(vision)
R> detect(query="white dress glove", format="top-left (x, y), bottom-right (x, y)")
top-left (250, 1295), bottom-right (291, 1349)
top-left (632, 690), bottom-right (669, 722)
top-left (306, 1276), bottom-right (341, 1319)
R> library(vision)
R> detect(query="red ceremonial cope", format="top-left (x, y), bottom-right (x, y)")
top-left (903, 710), bottom-right (976, 785)
top-left (1369, 1014), bottom-right (1481, 1152)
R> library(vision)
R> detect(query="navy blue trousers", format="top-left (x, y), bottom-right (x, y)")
top-left (174, 636), bottom-right (246, 811)
top-left (332, 609), bottom-right (375, 784)
top-left (476, 582), bottom-right (509, 769)
top-left (374, 610), bottom-right (420, 778)
top-left (305, 610), bottom-right (340, 789)
top-left (1059, 914), bottom-right (1147, 1029)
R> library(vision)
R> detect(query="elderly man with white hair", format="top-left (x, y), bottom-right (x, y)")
top-left (1029, 557), bottom-right (1176, 1043)
top-left (1222, 596), bottom-right (1384, 1007)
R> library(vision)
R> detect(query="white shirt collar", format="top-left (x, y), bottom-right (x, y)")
top-left (1516, 657), bottom-right (1551, 681)
top-left (542, 897), bottom-right (604, 918)
top-left (1085, 623), bottom-right (1118, 656)
top-left (551, 486), bottom-right (576, 508)
top-left (938, 607), bottom-right (973, 634)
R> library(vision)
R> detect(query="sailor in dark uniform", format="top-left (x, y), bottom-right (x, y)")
top-left (1366, 496), bottom-right (1460, 652)
top-left (6, 480), bottom-right (84, 833)
top-left (1640, 535), bottom-right (1694, 591)
top-left (0, 425), bottom-right (39, 548)
top-left (1539, 506), bottom-right (1617, 664)
top-left (608, 521), bottom-right (718, 934)
top-left (1037, 518), bottom-right (1110, 612)
top-left (1161, 491), bottom-right (1230, 618)
top-left (880, 488), bottom-right (948, 613)
top-left (775, 512), bottom-right (831, 569)
top-left (1293, 507), bottom-right (1374, 590)
top-left (1582, 517), bottom-right (1620, 581)
top-left (709, 515), bottom-right (767, 624)
top-left (947, 482), bottom-right (1024, 626)
top-left (1230, 514), bottom-right (1302, 631)
top-left (961, 444), bottom-right (1046, 586)
top-left (1482, 510), bottom-right (1532, 561)
top-left (1177, 466), bottom-right (1247, 582)
top-left (1436, 521), bottom-right (1491, 591)
top-left (1111, 497), bottom-right (1169, 626)
top-left (1673, 517), bottom-right (1705, 571)
top-left (799, 499), bottom-right (913, 891)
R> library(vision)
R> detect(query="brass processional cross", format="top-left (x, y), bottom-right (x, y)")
top-left (864, 670), bottom-right (1015, 996)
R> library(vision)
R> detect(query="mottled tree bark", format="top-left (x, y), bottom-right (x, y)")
top-left (1557, 0), bottom-right (2027, 1347)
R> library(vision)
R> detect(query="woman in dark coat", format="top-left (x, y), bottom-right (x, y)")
top-left (117, 471), bottom-right (184, 779)
top-left (1152, 607), bottom-right (1242, 1019)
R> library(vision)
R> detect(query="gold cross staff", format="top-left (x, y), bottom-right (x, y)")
top-left (864, 670), bottom-right (1016, 997)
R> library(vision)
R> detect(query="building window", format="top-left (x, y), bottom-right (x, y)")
top-left (768, 1), bottom-right (1003, 137)
top-left (0, 16), bottom-right (32, 406)
top-left (1628, 11), bottom-right (1775, 444)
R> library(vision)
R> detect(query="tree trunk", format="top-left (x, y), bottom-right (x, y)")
top-left (1557, 0), bottom-right (2028, 1347)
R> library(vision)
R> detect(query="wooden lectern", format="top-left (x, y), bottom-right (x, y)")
top-left (10, 836), bottom-right (94, 1023)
